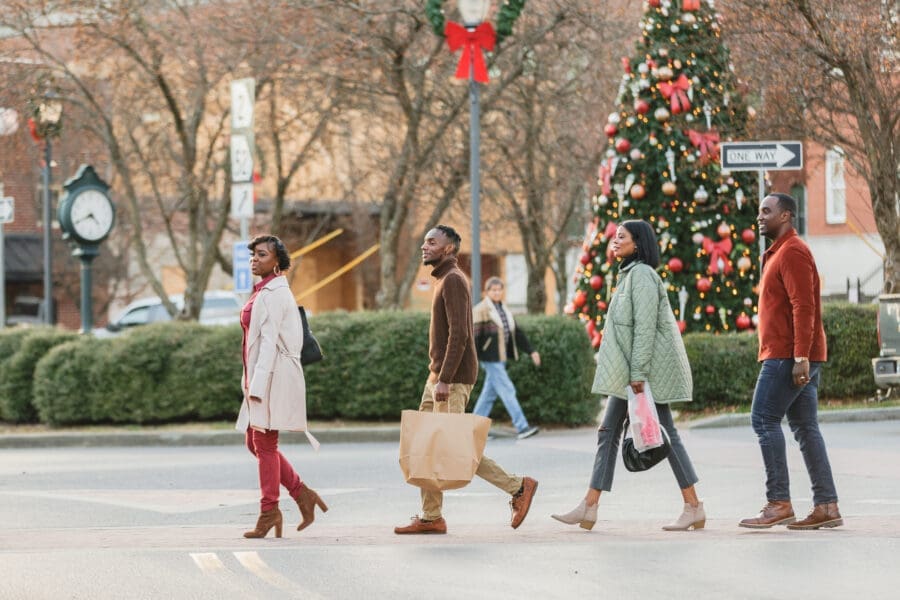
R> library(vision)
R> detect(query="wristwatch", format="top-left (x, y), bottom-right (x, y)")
top-left (794, 357), bottom-right (808, 363)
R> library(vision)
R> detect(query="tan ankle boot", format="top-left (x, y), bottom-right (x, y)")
top-left (662, 502), bottom-right (706, 531)
top-left (295, 485), bottom-right (329, 532)
top-left (551, 499), bottom-right (598, 530)
top-left (243, 508), bottom-right (283, 539)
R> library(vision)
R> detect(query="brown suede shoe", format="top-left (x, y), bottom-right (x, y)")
top-left (787, 502), bottom-right (843, 530)
top-left (394, 516), bottom-right (447, 535)
top-left (739, 500), bottom-right (795, 529)
top-left (510, 477), bottom-right (538, 529)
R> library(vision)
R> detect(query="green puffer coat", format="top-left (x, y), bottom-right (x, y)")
top-left (591, 261), bottom-right (693, 403)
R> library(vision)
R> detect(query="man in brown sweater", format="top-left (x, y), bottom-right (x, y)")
top-left (740, 193), bottom-right (842, 530)
top-left (395, 225), bottom-right (538, 534)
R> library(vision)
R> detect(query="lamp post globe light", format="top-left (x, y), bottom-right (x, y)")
top-left (458, 0), bottom-right (490, 26)
top-left (35, 95), bottom-right (62, 325)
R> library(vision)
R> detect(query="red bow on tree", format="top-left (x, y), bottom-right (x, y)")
top-left (659, 74), bottom-right (692, 114)
top-left (686, 128), bottom-right (720, 163)
top-left (445, 21), bottom-right (496, 84)
top-left (598, 159), bottom-right (612, 196)
top-left (702, 236), bottom-right (734, 275)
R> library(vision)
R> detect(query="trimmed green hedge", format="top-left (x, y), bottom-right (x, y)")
top-left (683, 302), bottom-right (878, 409)
top-left (0, 328), bottom-right (78, 423)
top-left (0, 303), bottom-right (882, 426)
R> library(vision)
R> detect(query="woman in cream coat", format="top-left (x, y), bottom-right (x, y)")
top-left (551, 220), bottom-right (704, 532)
top-left (237, 234), bottom-right (327, 539)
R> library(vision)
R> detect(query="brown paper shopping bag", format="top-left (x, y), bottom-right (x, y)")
top-left (398, 409), bottom-right (491, 492)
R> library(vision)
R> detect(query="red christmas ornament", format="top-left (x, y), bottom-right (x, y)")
top-left (615, 138), bottom-right (631, 153)
top-left (677, 320), bottom-right (687, 334)
top-left (717, 222), bottom-right (731, 239)
top-left (573, 290), bottom-right (587, 308)
top-left (683, 0), bottom-right (700, 11)
top-left (705, 304), bottom-right (716, 315)
top-left (667, 257), bottom-right (684, 273)
top-left (696, 277), bottom-right (712, 293)
top-left (597, 300), bottom-right (608, 311)
top-left (649, 0), bottom-right (661, 6)
top-left (591, 332), bottom-right (602, 349)
top-left (586, 320), bottom-right (597, 337)
top-left (580, 253), bottom-right (591, 266)
top-left (630, 184), bottom-right (646, 200)
top-left (604, 123), bottom-right (618, 137)
top-left (634, 99), bottom-right (650, 115)
top-left (736, 314), bottom-right (752, 330)
top-left (621, 57), bottom-right (631, 74)
top-left (590, 275), bottom-right (603, 290)
top-left (741, 228), bottom-right (756, 244)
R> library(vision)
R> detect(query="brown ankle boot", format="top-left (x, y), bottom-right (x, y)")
top-left (739, 500), bottom-right (795, 529)
top-left (787, 502), bottom-right (843, 530)
top-left (295, 485), bottom-right (329, 532)
top-left (243, 508), bottom-right (283, 538)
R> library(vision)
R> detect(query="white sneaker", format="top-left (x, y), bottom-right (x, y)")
top-left (517, 426), bottom-right (540, 440)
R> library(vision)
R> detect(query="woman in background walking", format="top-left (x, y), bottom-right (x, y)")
top-left (237, 234), bottom-right (327, 538)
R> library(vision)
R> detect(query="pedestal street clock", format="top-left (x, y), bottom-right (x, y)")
top-left (58, 164), bottom-right (115, 333)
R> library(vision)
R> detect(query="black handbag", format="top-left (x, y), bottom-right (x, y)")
top-left (298, 306), bottom-right (323, 365)
top-left (621, 417), bottom-right (671, 472)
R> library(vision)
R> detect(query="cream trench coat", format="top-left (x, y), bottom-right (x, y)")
top-left (235, 276), bottom-right (319, 449)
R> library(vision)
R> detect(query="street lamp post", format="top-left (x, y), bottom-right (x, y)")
top-left (35, 97), bottom-right (62, 325)
top-left (459, 0), bottom-right (490, 303)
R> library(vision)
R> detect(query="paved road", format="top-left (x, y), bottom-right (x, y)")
top-left (1, 421), bottom-right (899, 599)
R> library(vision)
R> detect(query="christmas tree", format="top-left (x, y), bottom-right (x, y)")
top-left (568, 0), bottom-right (760, 347)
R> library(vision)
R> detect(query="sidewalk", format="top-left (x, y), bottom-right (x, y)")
top-left (1, 406), bottom-right (898, 449)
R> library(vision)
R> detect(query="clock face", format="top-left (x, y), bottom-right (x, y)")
top-left (70, 189), bottom-right (114, 242)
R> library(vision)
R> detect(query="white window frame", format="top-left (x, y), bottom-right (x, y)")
top-left (825, 147), bottom-right (846, 224)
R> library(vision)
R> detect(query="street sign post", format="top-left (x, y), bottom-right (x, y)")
top-left (230, 78), bottom-right (255, 243)
top-left (720, 141), bottom-right (803, 171)
top-left (719, 141), bottom-right (804, 263)
top-left (0, 183), bottom-right (13, 327)
top-left (233, 241), bottom-right (252, 294)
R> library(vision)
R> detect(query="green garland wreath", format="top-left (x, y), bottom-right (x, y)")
top-left (425, 0), bottom-right (526, 44)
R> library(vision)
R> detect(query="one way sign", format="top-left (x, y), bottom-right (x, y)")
top-left (720, 141), bottom-right (803, 171)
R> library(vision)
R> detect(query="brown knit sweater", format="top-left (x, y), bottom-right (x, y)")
top-left (429, 256), bottom-right (478, 385)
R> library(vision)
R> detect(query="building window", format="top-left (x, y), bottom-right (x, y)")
top-left (790, 184), bottom-right (807, 236)
top-left (825, 147), bottom-right (846, 224)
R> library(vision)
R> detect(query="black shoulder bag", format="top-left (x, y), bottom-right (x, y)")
top-left (298, 306), bottom-right (324, 365)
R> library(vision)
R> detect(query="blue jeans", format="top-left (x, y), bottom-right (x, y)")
top-left (751, 359), bottom-right (838, 505)
top-left (472, 362), bottom-right (530, 433)
top-left (589, 396), bottom-right (698, 491)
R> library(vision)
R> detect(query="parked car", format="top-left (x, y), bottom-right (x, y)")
top-left (93, 291), bottom-right (241, 338)
top-left (873, 294), bottom-right (900, 400)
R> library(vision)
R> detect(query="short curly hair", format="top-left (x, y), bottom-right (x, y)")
top-left (248, 234), bottom-right (291, 271)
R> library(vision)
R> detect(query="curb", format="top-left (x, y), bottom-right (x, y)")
top-left (686, 406), bottom-right (900, 429)
top-left (0, 426), bottom-right (402, 449)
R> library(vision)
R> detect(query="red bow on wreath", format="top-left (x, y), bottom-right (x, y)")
top-left (598, 158), bottom-right (612, 196)
top-left (445, 21), bottom-right (496, 84)
top-left (686, 128), bottom-right (720, 164)
top-left (702, 236), bottom-right (734, 275)
top-left (659, 74), bottom-right (692, 114)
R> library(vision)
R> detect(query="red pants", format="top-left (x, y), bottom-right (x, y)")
top-left (246, 429), bottom-right (304, 512)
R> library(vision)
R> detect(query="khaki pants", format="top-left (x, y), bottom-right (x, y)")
top-left (418, 380), bottom-right (523, 521)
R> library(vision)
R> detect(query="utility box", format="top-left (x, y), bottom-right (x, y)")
top-left (873, 294), bottom-right (900, 392)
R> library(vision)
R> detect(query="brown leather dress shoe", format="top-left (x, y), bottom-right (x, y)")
top-left (394, 516), bottom-right (447, 535)
top-left (787, 502), bottom-right (843, 530)
top-left (510, 476), bottom-right (538, 529)
top-left (739, 500), bottom-right (796, 529)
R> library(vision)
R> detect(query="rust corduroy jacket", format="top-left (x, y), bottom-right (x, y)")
top-left (757, 229), bottom-right (827, 362)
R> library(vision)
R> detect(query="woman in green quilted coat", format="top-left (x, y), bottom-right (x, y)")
top-left (551, 220), bottom-right (704, 531)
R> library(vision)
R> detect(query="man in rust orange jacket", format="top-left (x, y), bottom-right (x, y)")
top-left (739, 193), bottom-right (842, 531)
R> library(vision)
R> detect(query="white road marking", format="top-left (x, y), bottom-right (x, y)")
top-left (190, 552), bottom-right (226, 573)
top-left (234, 551), bottom-right (325, 598)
